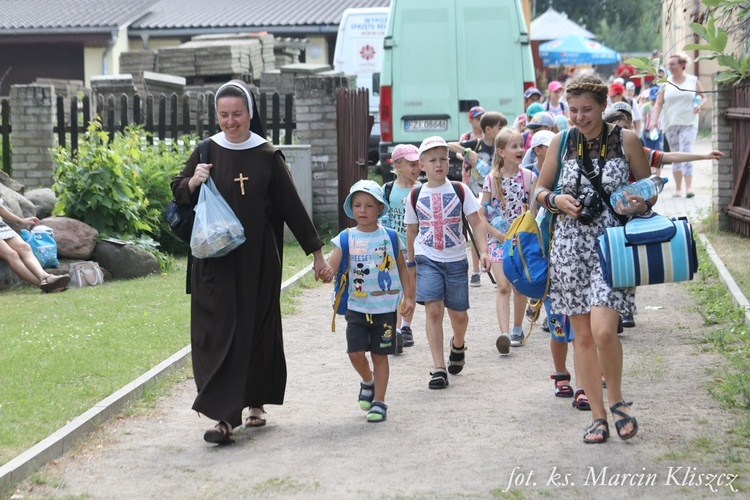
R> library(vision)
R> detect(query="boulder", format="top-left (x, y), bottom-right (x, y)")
top-left (0, 170), bottom-right (26, 194)
top-left (0, 262), bottom-right (24, 290)
top-left (0, 184), bottom-right (37, 232)
top-left (25, 188), bottom-right (56, 219)
top-left (40, 216), bottom-right (98, 260)
top-left (94, 239), bottom-right (159, 279)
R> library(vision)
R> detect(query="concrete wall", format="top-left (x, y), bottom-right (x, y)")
top-left (278, 144), bottom-right (312, 242)
top-left (9, 85), bottom-right (56, 189)
top-left (293, 75), bottom-right (351, 229)
top-left (712, 82), bottom-right (734, 230)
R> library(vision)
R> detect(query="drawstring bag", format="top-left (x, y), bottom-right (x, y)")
top-left (190, 178), bottom-right (246, 259)
top-left (20, 229), bottom-right (60, 268)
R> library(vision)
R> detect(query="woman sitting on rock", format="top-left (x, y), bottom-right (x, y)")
top-left (0, 196), bottom-right (69, 292)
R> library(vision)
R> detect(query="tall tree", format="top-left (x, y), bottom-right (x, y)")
top-left (540, 0), bottom-right (662, 53)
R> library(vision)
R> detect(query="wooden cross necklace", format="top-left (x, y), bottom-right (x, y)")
top-left (234, 173), bottom-right (248, 195)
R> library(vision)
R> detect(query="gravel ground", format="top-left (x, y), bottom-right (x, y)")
top-left (11, 138), bottom-right (746, 498)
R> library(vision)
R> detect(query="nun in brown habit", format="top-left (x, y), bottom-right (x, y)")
top-left (171, 80), bottom-right (333, 444)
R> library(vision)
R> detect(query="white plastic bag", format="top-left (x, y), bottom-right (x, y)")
top-left (190, 178), bottom-right (246, 259)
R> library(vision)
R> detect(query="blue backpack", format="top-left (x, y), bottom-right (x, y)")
top-left (502, 130), bottom-right (568, 300)
top-left (331, 227), bottom-right (400, 331)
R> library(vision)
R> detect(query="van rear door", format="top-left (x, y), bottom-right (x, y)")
top-left (389, 0), bottom-right (460, 142)
top-left (455, 0), bottom-right (531, 120)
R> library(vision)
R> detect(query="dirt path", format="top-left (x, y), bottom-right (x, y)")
top-left (12, 139), bottom-right (745, 498)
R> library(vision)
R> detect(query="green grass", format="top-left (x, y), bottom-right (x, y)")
top-left (679, 227), bottom-right (750, 484)
top-left (0, 241), bottom-right (330, 466)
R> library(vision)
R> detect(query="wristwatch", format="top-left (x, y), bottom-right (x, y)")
top-left (406, 260), bottom-right (416, 268)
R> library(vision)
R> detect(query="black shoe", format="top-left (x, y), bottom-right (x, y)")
top-left (401, 326), bottom-right (414, 347)
top-left (621, 314), bottom-right (635, 328)
top-left (395, 332), bottom-right (404, 355)
top-left (541, 321), bottom-right (550, 332)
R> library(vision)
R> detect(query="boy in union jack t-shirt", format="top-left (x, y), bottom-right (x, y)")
top-left (405, 136), bottom-right (490, 390)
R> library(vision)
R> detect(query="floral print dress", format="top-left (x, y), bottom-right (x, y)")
top-left (482, 169), bottom-right (535, 262)
top-left (548, 125), bottom-right (636, 316)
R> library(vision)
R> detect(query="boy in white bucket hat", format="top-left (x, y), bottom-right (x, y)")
top-left (328, 179), bottom-right (414, 423)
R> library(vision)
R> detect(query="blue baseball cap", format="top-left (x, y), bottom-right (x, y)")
top-left (649, 85), bottom-right (660, 100)
top-left (343, 180), bottom-right (390, 219)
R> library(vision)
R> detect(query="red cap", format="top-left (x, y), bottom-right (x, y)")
top-left (609, 83), bottom-right (625, 97)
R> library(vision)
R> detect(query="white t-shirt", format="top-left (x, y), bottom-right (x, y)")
top-left (404, 180), bottom-right (480, 262)
top-left (332, 226), bottom-right (403, 314)
top-left (662, 74), bottom-right (699, 130)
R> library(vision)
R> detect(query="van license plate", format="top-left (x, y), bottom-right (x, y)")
top-left (405, 120), bottom-right (447, 131)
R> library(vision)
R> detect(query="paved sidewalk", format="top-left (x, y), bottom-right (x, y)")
top-left (12, 137), bottom-right (745, 498)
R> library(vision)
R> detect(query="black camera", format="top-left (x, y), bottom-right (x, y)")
top-left (577, 192), bottom-right (604, 225)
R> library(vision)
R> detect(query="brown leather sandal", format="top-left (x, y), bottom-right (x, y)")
top-left (203, 421), bottom-right (234, 444)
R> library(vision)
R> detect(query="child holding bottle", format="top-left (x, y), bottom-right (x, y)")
top-left (481, 128), bottom-right (537, 353)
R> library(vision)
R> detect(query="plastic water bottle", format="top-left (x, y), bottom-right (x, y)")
top-left (475, 157), bottom-right (491, 178)
top-left (648, 127), bottom-right (659, 141)
top-left (693, 95), bottom-right (702, 109)
top-left (610, 175), bottom-right (668, 208)
top-left (484, 202), bottom-right (509, 233)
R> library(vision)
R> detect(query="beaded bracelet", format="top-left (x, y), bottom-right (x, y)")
top-left (545, 191), bottom-right (561, 214)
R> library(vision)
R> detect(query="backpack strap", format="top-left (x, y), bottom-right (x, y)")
top-left (198, 138), bottom-right (211, 163)
top-left (410, 183), bottom-right (423, 212)
top-left (383, 181), bottom-right (394, 204)
top-left (385, 227), bottom-right (400, 257)
top-left (331, 230), bottom-right (350, 332)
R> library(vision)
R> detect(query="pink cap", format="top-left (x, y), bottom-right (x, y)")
top-left (391, 144), bottom-right (419, 162)
top-left (548, 81), bottom-right (563, 92)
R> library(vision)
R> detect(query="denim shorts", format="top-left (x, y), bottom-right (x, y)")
top-left (345, 310), bottom-right (397, 355)
top-left (414, 255), bottom-right (470, 311)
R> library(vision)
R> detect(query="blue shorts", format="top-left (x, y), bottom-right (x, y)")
top-left (414, 255), bottom-right (470, 311)
top-left (545, 298), bottom-right (574, 343)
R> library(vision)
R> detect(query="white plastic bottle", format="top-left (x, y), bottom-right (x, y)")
top-left (610, 175), bottom-right (668, 208)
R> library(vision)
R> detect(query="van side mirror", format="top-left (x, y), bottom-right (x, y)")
top-left (372, 73), bottom-right (380, 95)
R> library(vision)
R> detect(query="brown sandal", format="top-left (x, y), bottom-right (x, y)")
top-left (203, 421), bottom-right (234, 444)
top-left (245, 408), bottom-right (267, 427)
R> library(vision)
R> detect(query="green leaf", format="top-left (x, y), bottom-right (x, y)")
top-left (690, 21), bottom-right (710, 40)
top-left (716, 70), bottom-right (741, 84)
top-left (683, 44), bottom-right (714, 51)
top-left (717, 54), bottom-right (742, 72)
top-left (710, 29), bottom-right (728, 52)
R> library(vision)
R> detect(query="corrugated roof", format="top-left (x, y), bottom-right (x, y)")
top-left (530, 7), bottom-right (596, 42)
top-left (0, 0), bottom-right (390, 33)
top-left (131, 0), bottom-right (390, 29)
top-left (0, 0), bottom-right (152, 31)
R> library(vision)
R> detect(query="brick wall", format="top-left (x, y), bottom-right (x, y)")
top-left (712, 82), bottom-right (734, 230)
top-left (294, 75), bottom-right (352, 228)
top-left (9, 85), bottom-right (56, 189)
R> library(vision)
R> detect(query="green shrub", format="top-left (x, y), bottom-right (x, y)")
top-left (52, 123), bottom-right (196, 260)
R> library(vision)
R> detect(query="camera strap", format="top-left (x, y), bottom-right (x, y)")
top-left (575, 126), bottom-right (629, 226)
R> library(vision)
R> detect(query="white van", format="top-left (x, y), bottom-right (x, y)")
top-left (378, 0), bottom-right (535, 177)
top-left (333, 7), bottom-right (389, 164)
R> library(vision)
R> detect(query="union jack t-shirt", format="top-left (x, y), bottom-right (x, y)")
top-left (404, 180), bottom-right (481, 263)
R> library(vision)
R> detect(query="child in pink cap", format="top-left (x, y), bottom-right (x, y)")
top-left (381, 144), bottom-right (421, 349)
top-left (544, 81), bottom-right (568, 117)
